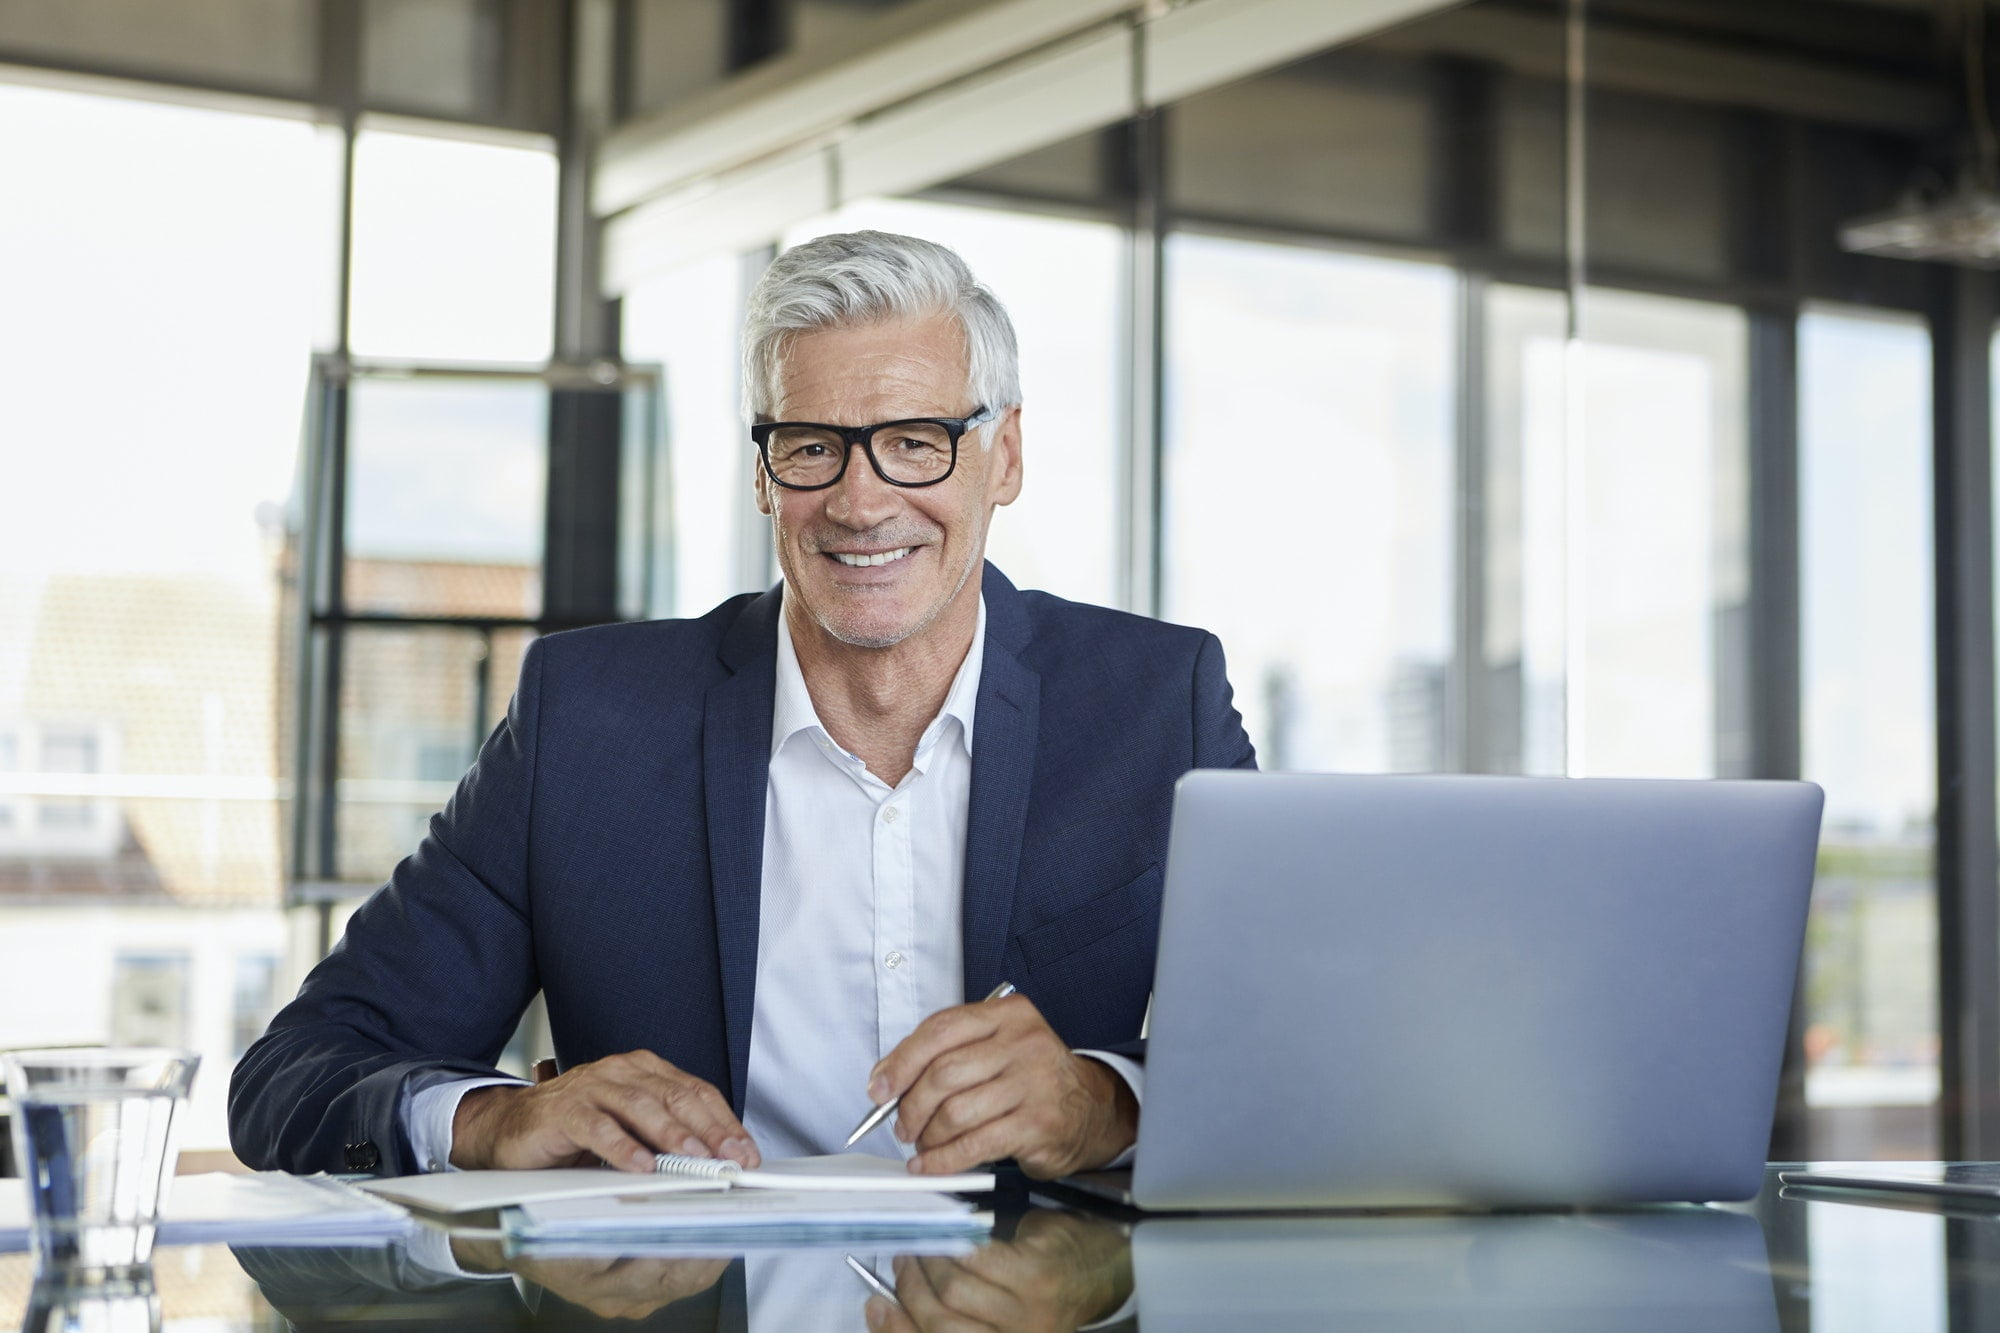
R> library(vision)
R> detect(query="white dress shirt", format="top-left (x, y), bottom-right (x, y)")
top-left (408, 586), bottom-right (1139, 1173)
top-left (743, 590), bottom-right (982, 1158)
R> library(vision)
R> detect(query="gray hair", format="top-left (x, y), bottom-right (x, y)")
top-left (740, 230), bottom-right (1021, 426)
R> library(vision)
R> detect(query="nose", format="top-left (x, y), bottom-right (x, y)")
top-left (823, 441), bottom-right (902, 531)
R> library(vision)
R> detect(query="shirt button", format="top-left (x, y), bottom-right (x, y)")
top-left (882, 805), bottom-right (899, 824)
top-left (884, 950), bottom-right (905, 969)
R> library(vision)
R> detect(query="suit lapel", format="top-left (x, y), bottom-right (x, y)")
top-left (704, 587), bottom-right (781, 1115)
top-left (962, 566), bottom-right (1041, 1001)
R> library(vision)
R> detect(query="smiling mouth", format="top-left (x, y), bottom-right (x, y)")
top-left (828, 547), bottom-right (914, 567)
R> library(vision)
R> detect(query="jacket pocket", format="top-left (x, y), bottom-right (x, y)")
top-left (1017, 863), bottom-right (1163, 974)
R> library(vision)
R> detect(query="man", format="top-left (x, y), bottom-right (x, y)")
top-left (230, 230), bottom-right (1255, 1182)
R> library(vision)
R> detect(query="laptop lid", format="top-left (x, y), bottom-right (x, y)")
top-left (1130, 772), bottom-right (1822, 1211)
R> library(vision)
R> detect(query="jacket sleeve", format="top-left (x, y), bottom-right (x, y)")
top-left (1192, 631), bottom-right (1258, 772)
top-left (1110, 631), bottom-right (1257, 1073)
top-left (227, 640), bottom-right (550, 1175)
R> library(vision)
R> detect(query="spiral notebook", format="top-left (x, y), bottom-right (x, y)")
top-left (360, 1153), bottom-right (994, 1216)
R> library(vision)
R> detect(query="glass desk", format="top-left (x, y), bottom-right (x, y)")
top-left (0, 1165), bottom-right (1988, 1330)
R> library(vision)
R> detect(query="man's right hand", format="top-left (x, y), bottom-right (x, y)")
top-left (449, 1050), bottom-right (760, 1172)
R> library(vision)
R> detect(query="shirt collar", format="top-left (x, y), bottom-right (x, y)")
top-left (770, 587), bottom-right (985, 764)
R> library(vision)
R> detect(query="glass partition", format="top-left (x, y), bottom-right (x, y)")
top-left (1799, 305), bottom-right (1938, 1155)
top-left (1483, 285), bottom-right (1748, 778)
top-left (1162, 235), bottom-right (1456, 772)
top-left (347, 125), bottom-right (558, 364)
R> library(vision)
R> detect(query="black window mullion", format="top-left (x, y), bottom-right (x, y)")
top-left (1931, 264), bottom-right (2000, 1160)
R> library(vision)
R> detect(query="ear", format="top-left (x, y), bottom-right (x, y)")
top-left (752, 456), bottom-right (774, 516)
top-left (989, 406), bottom-right (1023, 508)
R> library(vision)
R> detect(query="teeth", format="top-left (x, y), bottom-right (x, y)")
top-left (832, 547), bottom-right (913, 567)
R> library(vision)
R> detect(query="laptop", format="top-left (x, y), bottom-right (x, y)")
top-left (1064, 771), bottom-right (1822, 1211)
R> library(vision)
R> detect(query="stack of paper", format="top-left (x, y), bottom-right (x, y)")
top-left (505, 1188), bottom-right (992, 1250)
top-left (359, 1152), bottom-right (993, 1216)
top-left (0, 1172), bottom-right (414, 1251)
top-left (357, 1153), bottom-right (995, 1249)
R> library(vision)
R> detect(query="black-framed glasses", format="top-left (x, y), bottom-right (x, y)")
top-left (751, 406), bottom-right (997, 491)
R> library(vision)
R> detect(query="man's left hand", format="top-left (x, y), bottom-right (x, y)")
top-left (869, 993), bottom-right (1137, 1179)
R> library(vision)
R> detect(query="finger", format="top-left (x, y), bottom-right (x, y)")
top-left (914, 1252), bottom-right (1021, 1327)
top-left (893, 1044), bottom-right (1008, 1145)
top-left (647, 1073), bottom-right (758, 1166)
top-left (895, 1256), bottom-right (999, 1333)
top-left (892, 1255), bottom-right (960, 1332)
top-left (865, 1294), bottom-right (916, 1333)
top-left (871, 998), bottom-right (1022, 1102)
top-left (532, 1057), bottom-right (559, 1084)
top-left (911, 1109), bottom-right (1029, 1178)
top-left (559, 1075), bottom-right (704, 1165)
top-left (582, 1065), bottom-right (757, 1167)
top-left (556, 1100), bottom-right (660, 1173)
top-left (906, 1068), bottom-right (1019, 1153)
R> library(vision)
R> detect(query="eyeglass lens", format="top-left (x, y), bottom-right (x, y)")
top-left (764, 422), bottom-right (956, 487)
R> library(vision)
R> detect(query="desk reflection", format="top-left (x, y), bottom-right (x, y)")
top-left (232, 1208), bottom-right (1134, 1331)
top-left (866, 1210), bottom-right (1134, 1332)
top-left (232, 1205), bottom-right (1777, 1330)
top-left (1131, 1207), bottom-right (1776, 1332)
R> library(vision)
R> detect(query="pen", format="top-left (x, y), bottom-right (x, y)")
top-left (845, 980), bottom-right (1017, 1147)
top-left (844, 1254), bottom-right (902, 1309)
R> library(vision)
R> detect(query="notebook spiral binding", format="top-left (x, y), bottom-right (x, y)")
top-left (650, 1153), bottom-right (744, 1179)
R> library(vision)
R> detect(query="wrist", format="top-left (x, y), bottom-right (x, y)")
top-left (450, 1084), bottom-right (517, 1169)
top-left (1076, 1057), bottom-right (1139, 1171)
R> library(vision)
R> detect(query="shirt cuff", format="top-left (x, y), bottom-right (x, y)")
top-left (1072, 1050), bottom-right (1143, 1170)
top-left (403, 1221), bottom-right (517, 1282)
top-left (407, 1076), bottom-right (530, 1174)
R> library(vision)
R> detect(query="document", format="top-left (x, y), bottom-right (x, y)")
top-left (504, 1187), bottom-right (993, 1249)
top-left (359, 1153), bottom-right (995, 1215)
top-left (0, 1172), bottom-right (414, 1251)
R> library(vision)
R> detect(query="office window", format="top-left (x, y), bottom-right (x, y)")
top-left (0, 79), bottom-right (327, 1147)
top-left (0, 79), bottom-right (320, 901)
top-left (783, 199), bottom-right (1123, 609)
top-left (1163, 234), bottom-right (1454, 772)
top-left (110, 953), bottom-right (191, 1050)
top-left (1799, 306), bottom-right (1937, 1155)
top-left (232, 953), bottom-right (282, 1058)
top-left (1482, 285), bottom-right (1748, 778)
top-left (623, 255), bottom-right (765, 616)
top-left (336, 626), bottom-right (530, 883)
top-left (38, 727), bottom-right (99, 774)
top-left (344, 378), bottom-right (548, 619)
top-left (347, 126), bottom-right (557, 363)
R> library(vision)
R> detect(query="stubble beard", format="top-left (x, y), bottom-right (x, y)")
top-left (806, 533), bottom-right (985, 651)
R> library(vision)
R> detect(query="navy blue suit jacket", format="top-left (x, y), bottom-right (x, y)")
top-left (229, 565), bottom-right (1255, 1175)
